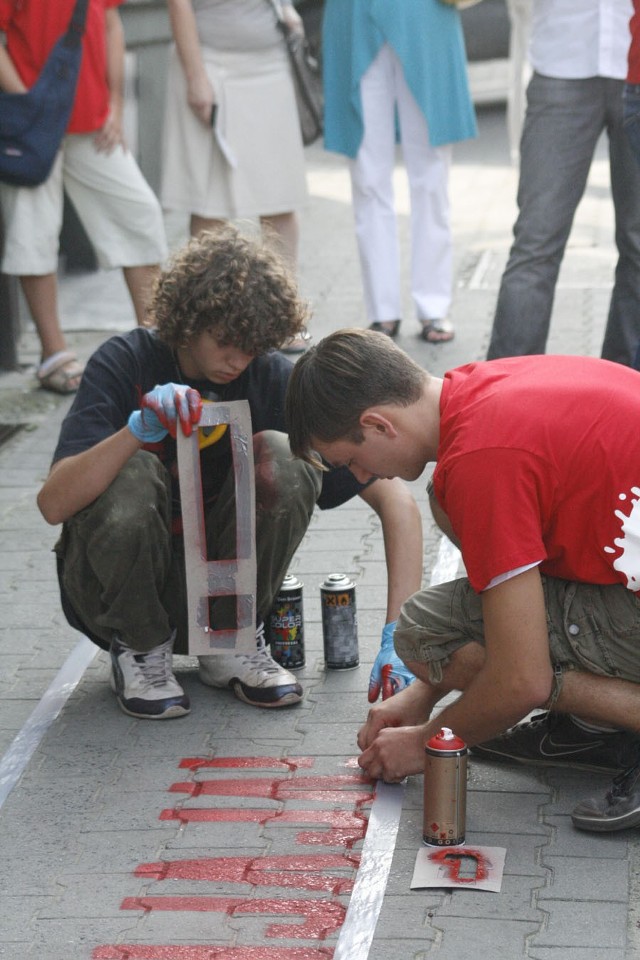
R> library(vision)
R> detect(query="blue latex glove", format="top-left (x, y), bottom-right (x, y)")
top-left (368, 620), bottom-right (416, 703)
top-left (128, 383), bottom-right (202, 443)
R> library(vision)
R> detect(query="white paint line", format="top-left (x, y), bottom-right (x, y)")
top-left (333, 534), bottom-right (461, 959)
top-left (467, 249), bottom-right (494, 290)
top-left (333, 780), bottom-right (405, 960)
top-left (0, 636), bottom-right (97, 809)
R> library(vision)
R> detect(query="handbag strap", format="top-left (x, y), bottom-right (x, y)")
top-left (63, 0), bottom-right (90, 49)
top-left (264, 0), bottom-right (290, 36)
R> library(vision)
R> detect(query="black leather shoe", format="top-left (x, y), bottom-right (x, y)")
top-left (369, 320), bottom-right (401, 338)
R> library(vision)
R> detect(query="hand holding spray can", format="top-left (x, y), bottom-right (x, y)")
top-left (320, 573), bottom-right (358, 669)
top-left (423, 727), bottom-right (467, 846)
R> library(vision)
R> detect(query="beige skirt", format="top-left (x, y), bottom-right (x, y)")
top-left (161, 44), bottom-right (308, 219)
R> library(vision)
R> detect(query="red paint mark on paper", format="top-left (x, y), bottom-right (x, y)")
top-left (93, 947), bottom-right (333, 959)
top-left (136, 854), bottom-right (358, 894)
top-left (429, 847), bottom-right (490, 883)
top-left (121, 896), bottom-right (345, 939)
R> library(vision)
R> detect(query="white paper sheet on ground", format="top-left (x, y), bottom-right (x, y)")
top-left (177, 400), bottom-right (256, 656)
top-left (411, 845), bottom-right (506, 893)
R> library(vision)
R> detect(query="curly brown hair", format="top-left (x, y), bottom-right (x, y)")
top-left (150, 225), bottom-right (310, 354)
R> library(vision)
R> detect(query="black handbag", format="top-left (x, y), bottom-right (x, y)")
top-left (267, 0), bottom-right (324, 147)
top-left (0, 0), bottom-right (89, 188)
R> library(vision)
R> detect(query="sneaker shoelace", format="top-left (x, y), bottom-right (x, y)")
top-left (234, 623), bottom-right (282, 678)
top-left (607, 750), bottom-right (640, 801)
top-left (132, 638), bottom-right (174, 689)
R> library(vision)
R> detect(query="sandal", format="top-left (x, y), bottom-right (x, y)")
top-left (281, 332), bottom-right (312, 355)
top-left (37, 350), bottom-right (84, 394)
top-left (419, 319), bottom-right (454, 344)
top-left (369, 320), bottom-right (401, 338)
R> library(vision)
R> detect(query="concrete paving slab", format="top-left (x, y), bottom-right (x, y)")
top-left (1, 102), bottom-right (639, 959)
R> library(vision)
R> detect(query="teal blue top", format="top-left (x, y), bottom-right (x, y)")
top-left (322, 0), bottom-right (478, 157)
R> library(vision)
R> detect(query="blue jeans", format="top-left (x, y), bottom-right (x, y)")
top-left (487, 74), bottom-right (640, 367)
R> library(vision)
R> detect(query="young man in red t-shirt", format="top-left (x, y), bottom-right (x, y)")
top-left (0, 0), bottom-right (167, 393)
top-left (286, 329), bottom-right (640, 833)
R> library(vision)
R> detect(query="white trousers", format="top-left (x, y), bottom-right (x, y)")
top-left (349, 44), bottom-right (453, 323)
top-left (0, 134), bottom-right (167, 275)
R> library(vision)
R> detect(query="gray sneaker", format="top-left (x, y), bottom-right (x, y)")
top-left (110, 632), bottom-right (190, 720)
top-left (572, 753), bottom-right (640, 832)
top-left (198, 622), bottom-right (303, 708)
top-left (470, 711), bottom-right (638, 774)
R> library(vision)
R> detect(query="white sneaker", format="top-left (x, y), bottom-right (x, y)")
top-left (198, 623), bottom-right (303, 708)
top-left (110, 631), bottom-right (190, 719)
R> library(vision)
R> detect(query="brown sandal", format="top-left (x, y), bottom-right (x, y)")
top-left (419, 320), bottom-right (454, 344)
top-left (281, 332), bottom-right (312, 354)
top-left (369, 320), bottom-right (401, 338)
top-left (37, 351), bottom-right (84, 394)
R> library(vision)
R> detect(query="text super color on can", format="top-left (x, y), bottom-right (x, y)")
top-left (268, 573), bottom-right (305, 669)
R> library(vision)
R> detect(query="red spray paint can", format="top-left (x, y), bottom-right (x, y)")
top-left (423, 727), bottom-right (467, 846)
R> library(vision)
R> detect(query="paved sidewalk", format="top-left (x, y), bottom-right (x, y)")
top-left (0, 105), bottom-right (637, 960)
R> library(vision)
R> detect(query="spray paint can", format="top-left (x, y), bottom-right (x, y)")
top-left (423, 727), bottom-right (467, 847)
top-left (267, 574), bottom-right (305, 669)
top-left (320, 573), bottom-right (359, 669)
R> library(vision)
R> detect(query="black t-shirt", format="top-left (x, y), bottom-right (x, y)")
top-left (53, 328), bottom-right (365, 513)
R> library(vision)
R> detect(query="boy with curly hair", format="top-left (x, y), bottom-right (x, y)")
top-left (38, 228), bottom-right (423, 720)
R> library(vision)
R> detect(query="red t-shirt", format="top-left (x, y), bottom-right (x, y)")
top-left (629, 0), bottom-right (640, 83)
top-left (0, 0), bottom-right (123, 133)
top-left (433, 355), bottom-right (640, 594)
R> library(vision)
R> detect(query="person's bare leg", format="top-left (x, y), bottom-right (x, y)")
top-left (123, 264), bottom-right (160, 327)
top-left (260, 212), bottom-right (299, 271)
top-left (20, 274), bottom-right (68, 360)
top-left (555, 670), bottom-right (640, 734)
top-left (190, 214), bottom-right (226, 238)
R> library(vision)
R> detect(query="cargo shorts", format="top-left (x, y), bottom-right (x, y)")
top-left (394, 575), bottom-right (640, 705)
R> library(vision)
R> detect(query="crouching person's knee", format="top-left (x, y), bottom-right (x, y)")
top-left (254, 430), bottom-right (321, 516)
top-left (66, 451), bottom-right (172, 553)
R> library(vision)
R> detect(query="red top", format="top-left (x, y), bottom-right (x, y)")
top-left (629, 0), bottom-right (640, 83)
top-left (434, 355), bottom-right (640, 594)
top-left (0, 0), bottom-right (123, 133)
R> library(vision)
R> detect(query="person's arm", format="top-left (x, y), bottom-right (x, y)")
top-left (357, 567), bottom-right (554, 781)
top-left (38, 383), bottom-right (202, 526)
top-left (281, 2), bottom-right (304, 34)
top-left (167, 0), bottom-right (215, 127)
top-left (0, 43), bottom-right (26, 93)
top-left (37, 428), bottom-right (144, 525)
top-left (94, 5), bottom-right (126, 153)
top-left (359, 478), bottom-right (424, 701)
top-left (358, 478), bottom-right (423, 623)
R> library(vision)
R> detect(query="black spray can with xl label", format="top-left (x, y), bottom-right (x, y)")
top-left (320, 573), bottom-right (359, 669)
